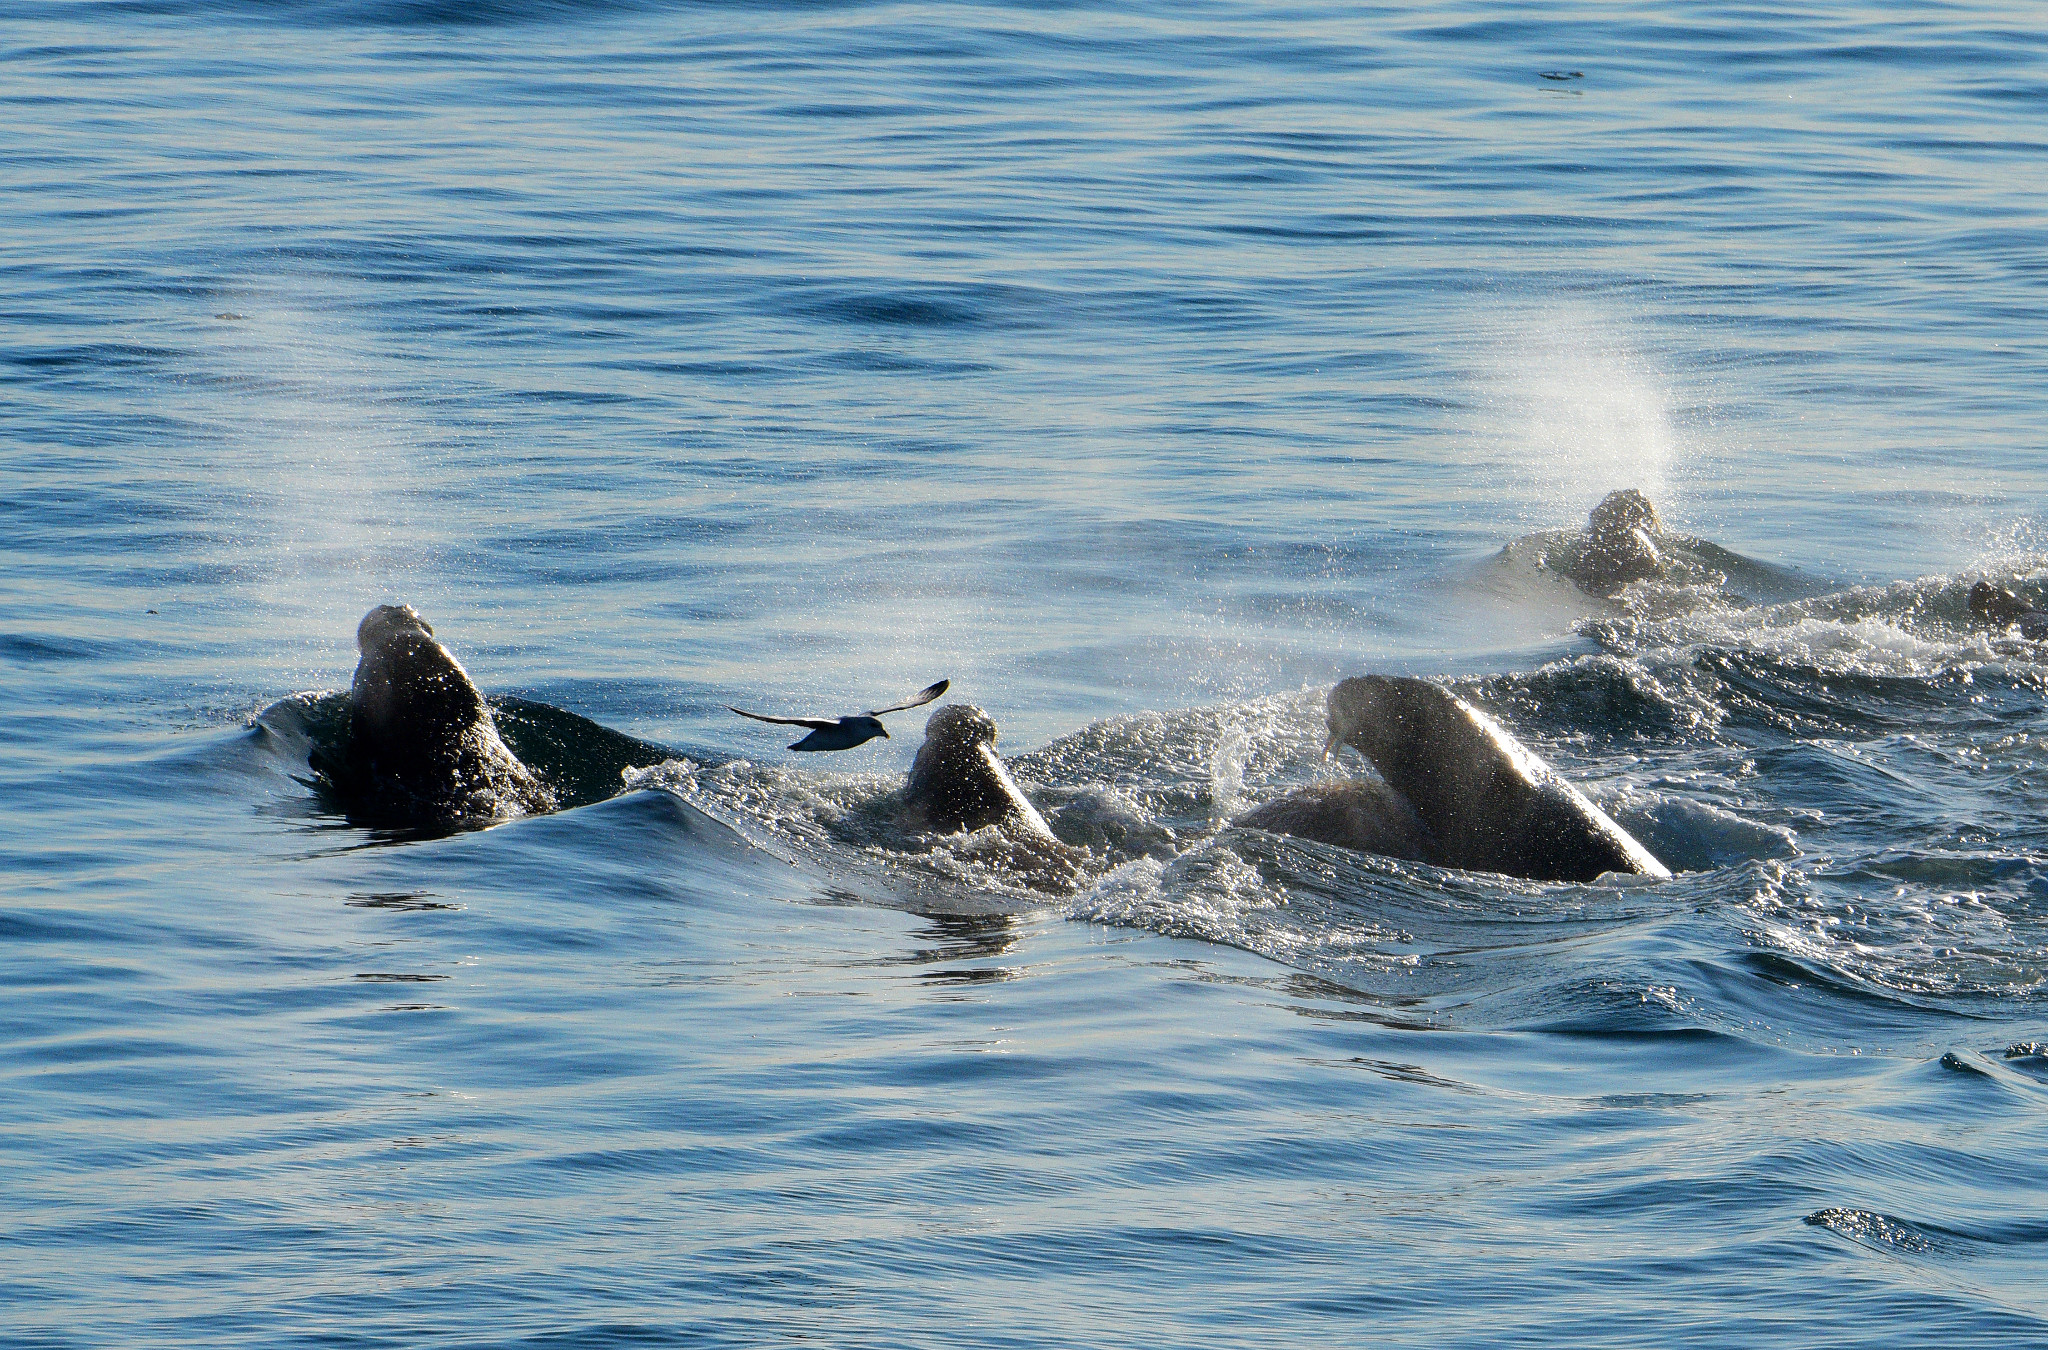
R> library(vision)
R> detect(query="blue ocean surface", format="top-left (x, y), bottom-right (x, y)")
top-left (5, 1), bottom-right (2048, 1345)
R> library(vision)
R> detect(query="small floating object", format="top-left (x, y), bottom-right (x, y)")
top-left (1539, 71), bottom-right (1584, 81)
top-left (214, 312), bottom-right (246, 320)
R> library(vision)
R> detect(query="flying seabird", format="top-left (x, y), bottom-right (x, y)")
top-left (725, 679), bottom-right (950, 752)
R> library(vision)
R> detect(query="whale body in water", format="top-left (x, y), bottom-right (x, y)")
top-left (901, 704), bottom-right (1058, 842)
top-left (1239, 676), bottom-right (1668, 884)
top-left (897, 703), bottom-right (1083, 891)
top-left (325, 604), bottom-right (556, 826)
top-left (1497, 488), bottom-right (1832, 609)
top-left (1969, 580), bottom-right (2048, 640)
top-left (1560, 488), bottom-right (1666, 596)
top-left (1234, 778), bottom-right (1433, 863)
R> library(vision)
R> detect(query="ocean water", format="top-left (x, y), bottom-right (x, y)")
top-left (5, 1), bottom-right (2048, 1345)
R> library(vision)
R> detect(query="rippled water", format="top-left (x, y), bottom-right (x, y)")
top-left (6, 2), bottom-right (2048, 1345)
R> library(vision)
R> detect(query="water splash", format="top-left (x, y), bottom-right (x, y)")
top-left (1960, 518), bottom-right (2048, 581)
top-left (1469, 298), bottom-right (1692, 532)
top-left (1209, 715), bottom-right (1251, 822)
top-left (188, 281), bottom-right (442, 671)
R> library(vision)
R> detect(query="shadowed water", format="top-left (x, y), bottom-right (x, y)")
top-left (5, 2), bottom-right (2048, 1346)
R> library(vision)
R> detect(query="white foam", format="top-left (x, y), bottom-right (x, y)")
top-left (1209, 716), bottom-right (1251, 822)
top-left (1069, 842), bottom-right (1284, 939)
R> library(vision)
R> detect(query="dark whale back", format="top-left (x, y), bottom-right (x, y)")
top-left (1234, 779), bottom-right (1434, 863)
top-left (902, 705), bottom-right (1056, 840)
top-left (1559, 489), bottom-right (1665, 595)
top-left (1326, 676), bottom-right (1668, 883)
top-left (351, 626), bottom-right (484, 751)
top-left (340, 604), bottom-right (555, 825)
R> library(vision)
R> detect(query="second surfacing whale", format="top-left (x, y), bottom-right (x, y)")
top-left (1237, 676), bottom-right (1668, 884)
top-left (319, 604), bottom-right (556, 828)
top-left (896, 704), bottom-right (1083, 890)
top-left (1497, 489), bottom-right (1830, 609)
top-left (902, 704), bottom-right (1059, 842)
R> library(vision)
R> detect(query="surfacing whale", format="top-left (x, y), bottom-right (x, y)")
top-left (896, 703), bottom-right (1087, 889)
top-left (1501, 487), bottom-right (1675, 598)
top-left (902, 704), bottom-right (1059, 843)
top-left (1238, 676), bottom-right (1668, 883)
top-left (1969, 580), bottom-right (2048, 640)
top-left (323, 604), bottom-right (555, 826)
top-left (1498, 488), bottom-right (1828, 608)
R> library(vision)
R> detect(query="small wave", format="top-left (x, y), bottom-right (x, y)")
top-left (787, 281), bottom-right (1053, 333)
top-left (1470, 652), bottom-right (1725, 742)
top-left (1491, 528), bottom-right (1835, 617)
top-left (1596, 784), bottom-right (1798, 872)
top-left (1806, 1206), bottom-right (1943, 1256)
top-left (1800, 1204), bottom-right (2048, 1262)
top-left (1739, 864), bottom-right (2042, 1005)
top-left (79, 0), bottom-right (665, 28)
top-left (1588, 568), bottom-right (2048, 690)
top-left (1070, 844), bottom-right (1297, 945)
top-left (0, 632), bottom-right (124, 663)
top-left (626, 755), bottom-right (1080, 904)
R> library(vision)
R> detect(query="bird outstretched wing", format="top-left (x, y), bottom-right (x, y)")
top-left (867, 679), bottom-right (949, 717)
top-left (725, 706), bottom-right (840, 730)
